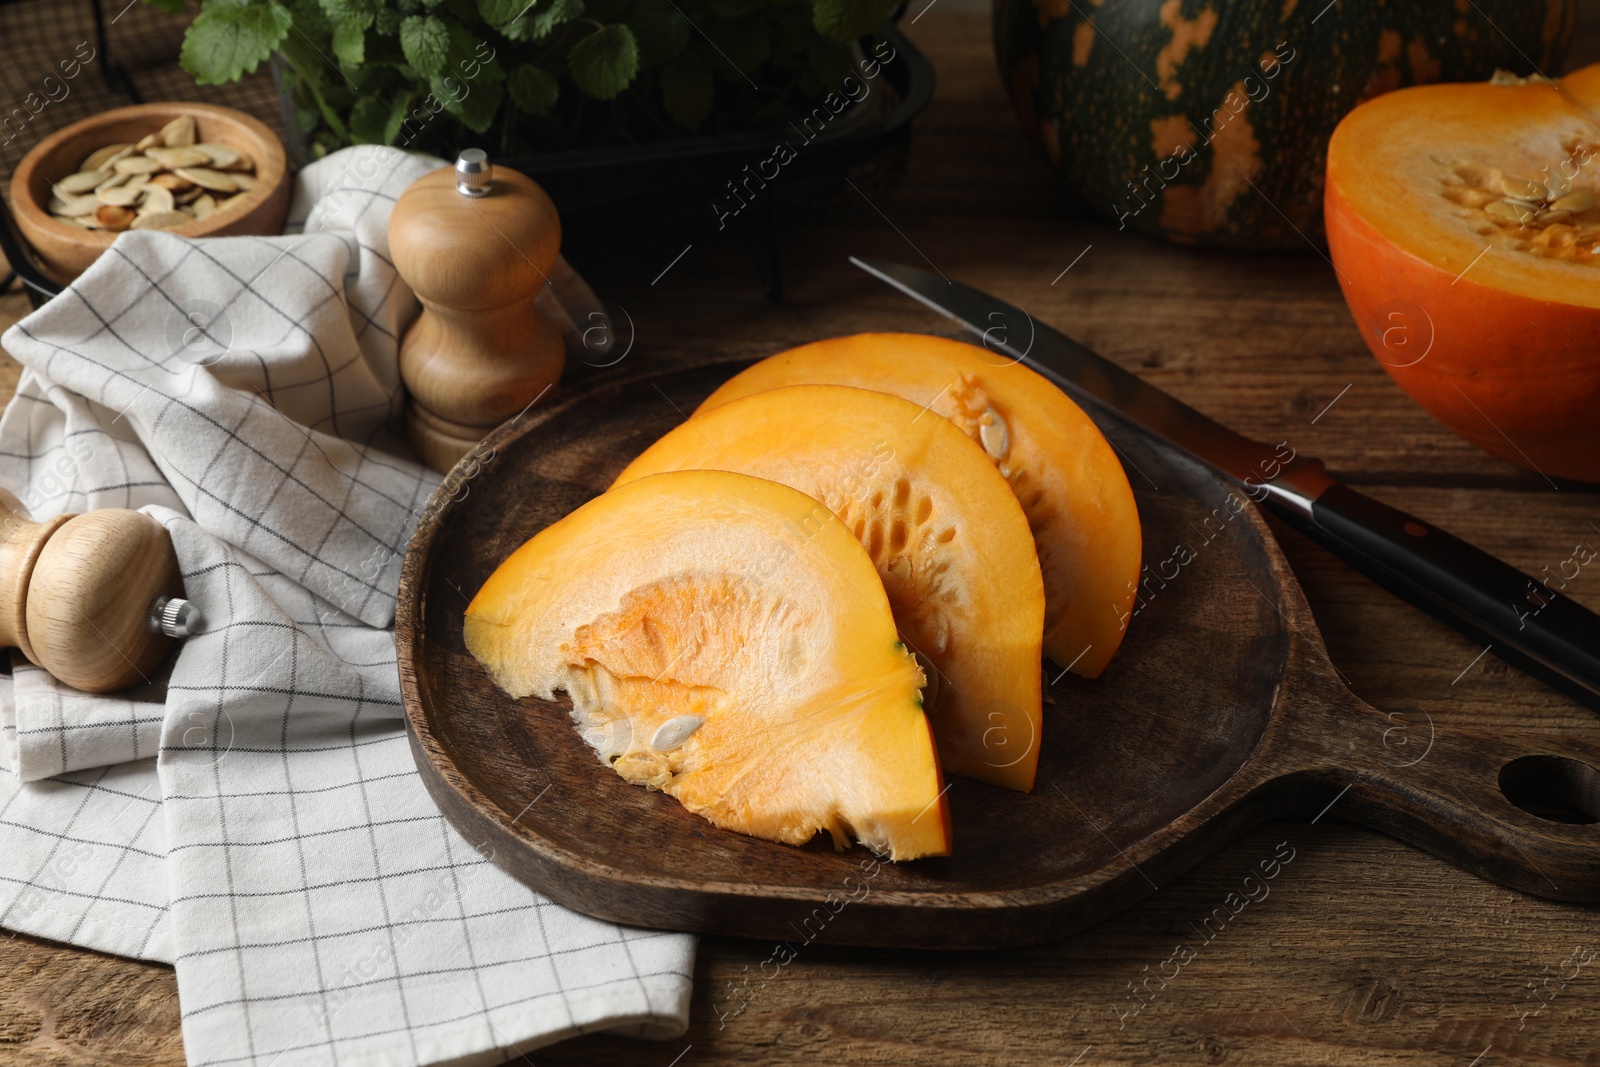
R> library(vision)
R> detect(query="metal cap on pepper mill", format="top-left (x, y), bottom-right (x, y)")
top-left (390, 150), bottom-right (566, 474)
top-left (455, 148), bottom-right (492, 198)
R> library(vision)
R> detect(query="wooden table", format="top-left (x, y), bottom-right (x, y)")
top-left (4, 14), bottom-right (1599, 1065)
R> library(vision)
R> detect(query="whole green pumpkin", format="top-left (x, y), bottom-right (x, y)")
top-left (994, 0), bottom-right (1577, 247)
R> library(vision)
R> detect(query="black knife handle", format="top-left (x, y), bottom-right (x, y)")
top-left (1295, 484), bottom-right (1600, 709)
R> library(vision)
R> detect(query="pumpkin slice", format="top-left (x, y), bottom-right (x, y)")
top-left (614, 385), bottom-right (1046, 792)
top-left (697, 333), bottom-right (1142, 678)
top-left (464, 469), bottom-right (950, 860)
top-left (1326, 64), bottom-right (1600, 481)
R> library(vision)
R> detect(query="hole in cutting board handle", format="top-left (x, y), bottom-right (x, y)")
top-left (1499, 755), bottom-right (1600, 824)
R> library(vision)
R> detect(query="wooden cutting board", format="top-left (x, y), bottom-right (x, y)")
top-left (396, 356), bottom-right (1600, 949)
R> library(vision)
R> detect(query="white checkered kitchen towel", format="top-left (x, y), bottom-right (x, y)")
top-left (0, 145), bottom-right (694, 1066)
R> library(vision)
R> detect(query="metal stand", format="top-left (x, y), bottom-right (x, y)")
top-left (89, 0), bottom-right (143, 104)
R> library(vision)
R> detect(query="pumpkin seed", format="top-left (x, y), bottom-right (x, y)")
top-left (149, 172), bottom-right (196, 192)
top-left (81, 142), bottom-right (132, 171)
top-left (1501, 176), bottom-right (1544, 201)
top-left (138, 184), bottom-right (175, 216)
top-left (130, 210), bottom-right (192, 231)
top-left (174, 166), bottom-right (236, 192)
top-left (230, 172), bottom-right (256, 192)
top-left (1536, 208), bottom-right (1573, 225)
top-left (159, 114), bottom-right (196, 147)
top-left (47, 193), bottom-right (98, 218)
top-left (113, 155), bottom-right (161, 175)
top-left (56, 169), bottom-right (108, 194)
top-left (650, 715), bottom-right (704, 752)
top-left (196, 142), bottom-right (244, 169)
top-left (1444, 187), bottom-right (1494, 209)
top-left (1479, 167), bottom-right (1505, 192)
top-left (1484, 199), bottom-right (1533, 223)
top-left (144, 146), bottom-right (210, 169)
top-left (134, 133), bottom-right (160, 152)
top-left (93, 204), bottom-right (135, 231)
top-left (94, 170), bottom-right (130, 191)
top-left (97, 184), bottom-right (144, 207)
top-left (1553, 190), bottom-right (1597, 213)
top-left (889, 557), bottom-right (912, 580)
top-left (189, 192), bottom-right (217, 220)
top-left (1454, 162), bottom-right (1488, 185)
top-left (1545, 173), bottom-right (1572, 198)
top-left (978, 406), bottom-right (1010, 460)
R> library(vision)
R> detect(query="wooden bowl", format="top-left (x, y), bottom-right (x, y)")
top-left (10, 102), bottom-right (290, 284)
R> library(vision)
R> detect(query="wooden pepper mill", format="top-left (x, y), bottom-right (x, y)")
top-left (0, 488), bottom-right (198, 693)
top-left (389, 150), bottom-right (566, 473)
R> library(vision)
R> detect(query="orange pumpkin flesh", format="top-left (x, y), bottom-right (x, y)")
top-left (698, 333), bottom-right (1142, 677)
top-left (613, 385), bottom-right (1046, 792)
top-left (1326, 64), bottom-right (1600, 481)
top-left (464, 470), bottom-right (950, 861)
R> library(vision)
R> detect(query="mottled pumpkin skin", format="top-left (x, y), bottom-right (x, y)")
top-left (994, 0), bottom-right (1577, 248)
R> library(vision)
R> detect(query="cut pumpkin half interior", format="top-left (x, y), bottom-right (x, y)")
top-left (1325, 64), bottom-right (1600, 481)
top-left (464, 469), bottom-right (951, 861)
top-left (614, 384), bottom-right (1047, 792)
top-left (1329, 65), bottom-right (1600, 301)
top-left (697, 333), bottom-right (1142, 679)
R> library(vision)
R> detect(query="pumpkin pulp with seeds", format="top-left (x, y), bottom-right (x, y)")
top-left (1326, 63), bottom-right (1600, 481)
top-left (464, 469), bottom-right (951, 861)
top-left (613, 384), bottom-right (1047, 793)
top-left (698, 333), bottom-right (1143, 679)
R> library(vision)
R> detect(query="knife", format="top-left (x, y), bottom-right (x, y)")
top-left (851, 256), bottom-right (1600, 711)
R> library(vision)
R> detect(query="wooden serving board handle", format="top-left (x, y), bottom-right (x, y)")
top-left (1266, 659), bottom-right (1600, 904)
top-left (0, 487), bottom-right (198, 693)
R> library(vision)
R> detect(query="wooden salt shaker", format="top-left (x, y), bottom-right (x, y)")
top-left (390, 150), bottom-right (565, 473)
top-left (0, 488), bottom-right (198, 693)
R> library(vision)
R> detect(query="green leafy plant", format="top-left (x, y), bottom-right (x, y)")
top-left (145, 0), bottom-right (900, 158)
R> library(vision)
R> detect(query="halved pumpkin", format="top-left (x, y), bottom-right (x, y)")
top-left (698, 334), bottom-right (1142, 677)
top-left (614, 385), bottom-right (1046, 792)
top-left (1326, 64), bottom-right (1600, 481)
top-left (464, 469), bottom-right (950, 860)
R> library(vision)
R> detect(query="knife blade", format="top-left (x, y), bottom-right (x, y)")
top-left (852, 256), bottom-right (1600, 711)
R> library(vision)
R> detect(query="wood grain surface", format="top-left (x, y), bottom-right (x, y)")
top-left (4, 12), bottom-right (1600, 1065)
